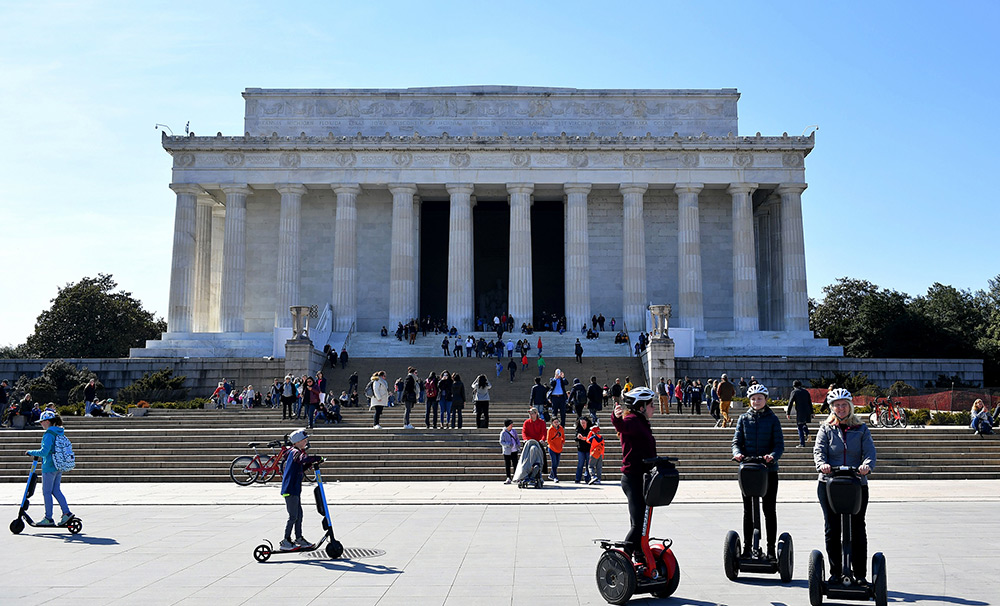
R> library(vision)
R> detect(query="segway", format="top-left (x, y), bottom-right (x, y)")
top-left (808, 466), bottom-right (887, 606)
top-left (723, 456), bottom-right (792, 582)
top-left (10, 458), bottom-right (82, 535)
top-left (253, 461), bottom-right (344, 562)
top-left (594, 457), bottom-right (681, 605)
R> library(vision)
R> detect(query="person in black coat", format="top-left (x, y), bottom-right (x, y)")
top-left (732, 383), bottom-right (785, 558)
top-left (785, 379), bottom-right (814, 447)
top-left (569, 378), bottom-right (587, 419)
top-left (586, 376), bottom-right (604, 424)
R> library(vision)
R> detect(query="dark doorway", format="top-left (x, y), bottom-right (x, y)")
top-left (531, 200), bottom-right (564, 328)
top-left (419, 201), bottom-right (449, 322)
top-left (473, 201), bottom-right (510, 323)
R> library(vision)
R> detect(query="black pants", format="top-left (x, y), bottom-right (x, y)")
top-left (621, 472), bottom-right (648, 563)
top-left (504, 452), bottom-right (519, 479)
top-left (818, 481), bottom-right (870, 578)
top-left (280, 396), bottom-right (295, 420)
top-left (475, 401), bottom-right (489, 428)
top-left (741, 470), bottom-right (779, 552)
top-left (373, 406), bottom-right (384, 426)
top-left (425, 397), bottom-right (438, 427)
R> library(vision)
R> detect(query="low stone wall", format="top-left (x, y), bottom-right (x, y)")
top-left (674, 356), bottom-right (984, 398)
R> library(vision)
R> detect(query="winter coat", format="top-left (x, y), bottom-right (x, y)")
top-left (813, 422), bottom-right (877, 485)
top-left (717, 379), bottom-right (737, 401)
top-left (452, 380), bottom-right (466, 408)
top-left (499, 427), bottom-right (520, 455)
top-left (786, 387), bottom-right (814, 423)
top-left (530, 384), bottom-right (548, 407)
top-left (368, 378), bottom-right (389, 409)
top-left (610, 412), bottom-right (656, 475)
top-left (27, 426), bottom-right (66, 473)
top-left (731, 405), bottom-right (785, 471)
top-left (587, 383), bottom-right (604, 410)
top-left (471, 381), bottom-right (491, 401)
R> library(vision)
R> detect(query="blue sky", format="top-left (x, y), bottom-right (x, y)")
top-left (1, 1), bottom-right (997, 347)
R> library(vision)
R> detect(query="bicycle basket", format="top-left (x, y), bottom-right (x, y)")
top-left (738, 462), bottom-right (769, 498)
top-left (645, 463), bottom-right (679, 507)
top-left (826, 475), bottom-right (863, 515)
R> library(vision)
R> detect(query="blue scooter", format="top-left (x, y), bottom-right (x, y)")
top-left (10, 458), bottom-right (83, 535)
top-left (253, 461), bottom-right (343, 561)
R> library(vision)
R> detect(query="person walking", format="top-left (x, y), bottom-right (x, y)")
top-left (570, 378), bottom-right (587, 419)
top-left (507, 358), bottom-right (517, 383)
top-left (574, 416), bottom-right (593, 483)
top-left (522, 407), bottom-right (548, 475)
top-left (547, 417), bottom-right (565, 482)
top-left (587, 376), bottom-right (604, 425)
top-left (472, 374), bottom-right (492, 429)
top-left (717, 373), bottom-right (737, 428)
top-left (25, 411), bottom-right (74, 527)
top-left (537, 355), bottom-right (546, 377)
top-left (500, 420), bottom-right (520, 484)
top-left (786, 379), bottom-right (814, 446)
top-left (574, 339), bottom-right (584, 364)
top-left (368, 371), bottom-right (389, 429)
top-left (529, 377), bottom-right (548, 420)
top-left (587, 423), bottom-right (605, 484)
top-left (656, 377), bottom-right (670, 415)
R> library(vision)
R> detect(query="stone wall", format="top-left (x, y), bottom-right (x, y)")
top-left (674, 356), bottom-right (985, 398)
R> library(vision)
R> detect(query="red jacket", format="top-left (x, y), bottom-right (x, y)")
top-left (610, 412), bottom-right (656, 475)
top-left (522, 417), bottom-right (547, 442)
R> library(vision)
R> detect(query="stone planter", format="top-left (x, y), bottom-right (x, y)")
top-left (128, 407), bottom-right (148, 417)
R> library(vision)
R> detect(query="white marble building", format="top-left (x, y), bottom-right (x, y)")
top-left (132, 86), bottom-right (841, 358)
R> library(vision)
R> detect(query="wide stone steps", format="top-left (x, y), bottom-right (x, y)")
top-left (2, 409), bottom-right (997, 482)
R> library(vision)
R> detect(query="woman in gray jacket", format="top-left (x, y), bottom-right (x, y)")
top-left (471, 374), bottom-right (492, 429)
top-left (813, 388), bottom-right (877, 584)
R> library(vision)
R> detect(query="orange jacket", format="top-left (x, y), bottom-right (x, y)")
top-left (587, 427), bottom-right (605, 458)
top-left (522, 418), bottom-right (547, 442)
top-left (547, 425), bottom-right (565, 453)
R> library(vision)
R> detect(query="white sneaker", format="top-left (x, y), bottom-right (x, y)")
top-left (403, 424), bottom-right (414, 429)
top-left (279, 539), bottom-right (295, 550)
top-left (552, 477), bottom-right (559, 483)
top-left (373, 424), bottom-right (382, 429)
top-left (295, 537), bottom-right (312, 548)
top-left (504, 478), bottom-right (512, 484)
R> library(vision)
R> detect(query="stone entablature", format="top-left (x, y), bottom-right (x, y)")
top-left (242, 86), bottom-right (740, 138)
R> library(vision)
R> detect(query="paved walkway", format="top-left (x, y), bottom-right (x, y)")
top-left (2, 481), bottom-right (997, 605)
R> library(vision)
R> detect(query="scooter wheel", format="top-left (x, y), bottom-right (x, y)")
top-left (808, 549), bottom-right (825, 606)
top-left (10, 518), bottom-right (25, 535)
top-left (652, 560), bottom-right (680, 598)
top-left (776, 532), bottom-right (793, 583)
top-left (253, 544), bottom-right (272, 562)
top-left (596, 550), bottom-right (636, 605)
top-left (326, 540), bottom-right (344, 559)
top-left (872, 552), bottom-right (887, 606)
top-left (66, 518), bottom-right (83, 535)
top-left (723, 530), bottom-right (740, 580)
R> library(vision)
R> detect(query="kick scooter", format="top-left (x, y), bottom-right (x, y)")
top-left (723, 456), bottom-right (793, 582)
top-left (10, 458), bottom-right (82, 535)
top-left (808, 466), bottom-right (887, 606)
top-left (594, 457), bottom-right (681, 604)
top-left (253, 460), bottom-right (344, 561)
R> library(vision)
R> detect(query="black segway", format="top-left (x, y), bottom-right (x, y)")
top-left (808, 466), bottom-right (887, 606)
top-left (10, 458), bottom-right (82, 535)
top-left (253, 461), bottom-right (343, 562)
top-left (723, 456), bottom-right (792, 582)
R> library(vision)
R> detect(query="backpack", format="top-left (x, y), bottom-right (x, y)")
top-left (364, 380), bottom-right (375, 399)
top-left (52, 433), bottom-right (76, 472)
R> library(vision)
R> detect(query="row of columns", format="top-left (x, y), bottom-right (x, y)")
top-left (165, 182), bottom-right (811, 335)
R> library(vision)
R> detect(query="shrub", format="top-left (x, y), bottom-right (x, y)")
top-left (907, 409), bottom-right (931, 425)
top-left (927, 411), bottom-right (972, 426)
top-left (888, 381), bottom-right (918, 396)
top-left (116, 368), bottom-right (188, 404)
top-left (810, 371), bottom-right (880, 395)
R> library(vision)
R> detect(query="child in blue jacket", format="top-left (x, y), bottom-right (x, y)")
top-left (279, 429), bottom-right (322, 550)
top-left (25, 410), bottom-right (73, 526)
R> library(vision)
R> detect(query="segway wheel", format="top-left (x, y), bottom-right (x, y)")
top-left (10, 518), bottom-right (25, 535)
top-left (253, 544), bottom-right (272, 562)
top-left (872, 552), bottom-right (887, 606)
top-left (596, 550), bottom-right (636, 605)
top-left (808, 549), bottom-right (825, 606)
top-left (66, 518), bottom-right (83, 535)
top-left (652, 560), bottom-right (680, 598)
top-left (776, 532), bottom-right (793, 583)
top-left (326, 539), bottom-right (344, 559)
top-left (723, 530), bottom-right (740, 581)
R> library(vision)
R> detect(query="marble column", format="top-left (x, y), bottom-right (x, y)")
top-left (564, 183), bottom-right (592, 332)
top-left (167, 183), bottom-right (201, 333)
top-left (777, 183), bottom-right (810, 332)
top-left (275, 184), bottom-right (307, 328)
top-left (389, 184), bottom-right (418, 327)
top-left (676, 183), bottom-right (705, 331)
top-left (219, 184), bottom-right (252, 333)
top-left (331, 184), bottom-right (361, 332)
top-left (193, 193), bottom-right (215, 332)
top-left (209, 205), bottom-right (225, 332)
top-left (507, 183), bottom-right (534, 326)
top-left (446, 183), bottom-right (475, 331)
top-left (728, 183), bottom-right (760, 331)
top-left (620, 183), bottom-right (648, 331)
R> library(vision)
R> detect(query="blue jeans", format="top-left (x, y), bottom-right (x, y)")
top-left (42, 471), bottom-right (70, 520)
top-left (283, 493), bottom-right (303, 541)
top-left (549, 450), bottom-right (561, 479)
top-left (576, 451), bottom-right (590, 483)
top-left (439, 398), bottom-right (452, 424)
top-left (797, 422), bottom-right (810, 445)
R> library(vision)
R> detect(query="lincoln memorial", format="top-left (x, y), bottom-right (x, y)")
top-left (132, 86), bottom-right (841, 358)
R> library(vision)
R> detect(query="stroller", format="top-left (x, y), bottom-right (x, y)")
top-left (513, 439), bottom-right (545, 489)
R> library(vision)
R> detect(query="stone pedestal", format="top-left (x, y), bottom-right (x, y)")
top-left (646, 335), bottom-right (676, 386)
top-left (284, 338), bottom-right (323, 378)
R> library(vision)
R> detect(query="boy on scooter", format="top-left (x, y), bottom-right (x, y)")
top-left (279, 429), bottom-right (321, 550)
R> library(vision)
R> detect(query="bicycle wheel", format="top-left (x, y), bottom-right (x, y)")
top-left (868, 411), bottom-right (880, 427)
top-left (230, 456), bottom-right (259, 485)
top-left (895, 405), bottom-right (907, 428)
top-left (258, 457), bottom-right (279, 483)
top-left (879, 410), bottom-right (892, 429)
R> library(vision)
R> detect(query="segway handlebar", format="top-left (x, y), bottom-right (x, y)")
top-left (734, 455), bottom-right (768, 463)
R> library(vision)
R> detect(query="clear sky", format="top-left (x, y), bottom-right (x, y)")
top-left (1, 1), bottom-right (997, 347)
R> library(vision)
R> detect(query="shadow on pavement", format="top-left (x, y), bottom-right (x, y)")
top-left (30, 533), bottom-right (120, 546)
top-left (887, 590), bottom-right (989, 605)
top-left (262, 554), bottom-right (401, 575)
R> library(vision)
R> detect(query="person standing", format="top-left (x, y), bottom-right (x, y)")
top-left (301, 377), bottom-right (321, 429)
top-left (574, 339), bottom-right (584, 364)
top-left (450, 373), bottom-right (466, 429)
top-left (587, 423), bottom-right (605, 484)
top-left (500, 420), bottom-right (520, 484)
top-left (83, 379), bottom-right (98, 416)
top-left (278, 428), bottom-right (321, 550)
top-left (437, 370), bottom-right (454, 429)
top-left (279, 376), bottom-right (297, 420)
top-left (786, 379), bottom-right (815, 446)
top-left (610, 378), bottom-right (624, 407)
top-left (472, 374), bottom-right (492, 429)
top-left (537, 355), bottom-right (546, 377)
top-left (442, 336), bottom-right (450, 356)
top-left (368, 371), bottom-right (389, 429)
top-left (507, 358), bottom-right (517, 383)
top-left (674, 382), bottom-right (684, 413)
top-left (402, 366), bottom-right (419, 429)
top-left (529, 377), bottom-right (548, 420)
top-left (548, 369), bottom-right (569, 427)
top-left (507, 339), bottom-right (515, 358)
top-left (25, 411), bottom-right (74, 527)
top-left (656, 377), bottom-right (670, 415)
top-left (423, 372), bottom-right (439, 429)
top-left (717, 373), bottom-right (737, 428)
top-left (546, 417), bottom-right (565, 483)
top-left (521, 352), bottom-right (529, 372)
top-left (610, 387), bottom-right (658, 564)
top-left (732, 384), bottom-right (785, 558)
top-left (574, 416), bottom-right (593, 483)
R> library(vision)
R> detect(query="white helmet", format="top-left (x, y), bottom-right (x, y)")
top-left (826, 388), bottom-right (853, 404)
top-left (746, 384), bottom-right (769, 398)
top-left (623, 386), bottom-right (656, 413)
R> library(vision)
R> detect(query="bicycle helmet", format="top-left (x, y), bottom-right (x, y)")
top-left (826, 388), bottom-right (853, 405)
top-left (622, 386), bottom-right (656, 414)
top-left (746, 384), bottom-right (769, 398)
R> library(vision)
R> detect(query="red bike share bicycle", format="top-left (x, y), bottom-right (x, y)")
top-left (230, 436), bottom-right (317, 485)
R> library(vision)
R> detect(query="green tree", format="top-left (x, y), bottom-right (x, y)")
top-left (24, 274), bottom-right (165, 358)
top-left (909, 283), bottom-right (983, 359)
top-left (809, 278), bottom-right (913, 358)
top-left (116, 367), bottom-right (188, 404)
top-left (13, 360), bottom-right (101, 406)
top-left (974, 274), bottom-right (1000, 384)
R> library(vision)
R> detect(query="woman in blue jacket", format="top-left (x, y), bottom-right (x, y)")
top-left (813, 388), bottom-right (877, 584)
top-left (731, 384), bottom-right (784, 558)
top-left (25, 410), bottom-right (73, 526)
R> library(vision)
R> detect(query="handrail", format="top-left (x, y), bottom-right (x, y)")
top-left (622, 321), bottom-right (650, 386)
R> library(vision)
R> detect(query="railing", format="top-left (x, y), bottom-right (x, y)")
top-left (622, 321), bottom-right (650, 386)
top-left (310, 304), bottom-right (335, 352)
